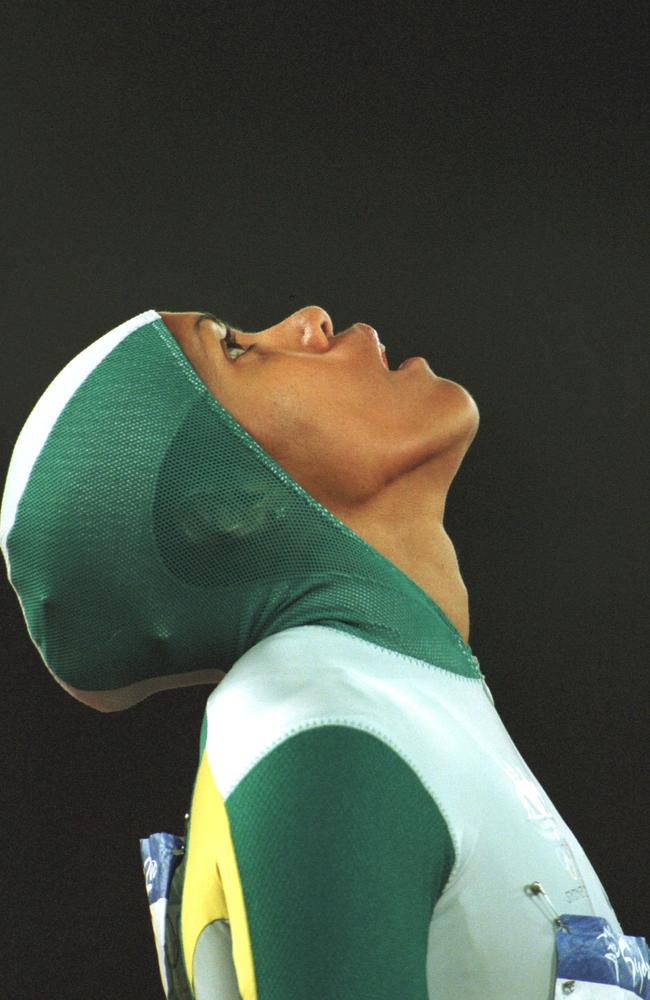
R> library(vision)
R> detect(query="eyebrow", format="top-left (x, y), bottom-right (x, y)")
top-left (193, 312), bottom-right (228, 332)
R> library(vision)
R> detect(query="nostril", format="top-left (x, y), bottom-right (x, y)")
top-left (311, 308), bottom-right (333, 339)
top-left (295, 306), bottom-right (334, 344)
top-left (320, 315), bottom-right (333, 339)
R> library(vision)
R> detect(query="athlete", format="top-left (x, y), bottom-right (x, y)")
top-left (1, 307), bottom-right (647, 999)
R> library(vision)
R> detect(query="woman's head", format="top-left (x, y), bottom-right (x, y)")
top-left (159, 306), bottom-right (479, 518)
top-left (0, 306), bottom-right (479, 713)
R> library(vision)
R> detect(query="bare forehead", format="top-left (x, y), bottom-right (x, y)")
top-left (159, 311), bottom-right (229, 337)
top-left (158, 311), bottom-right (201, 342)
top-left (158, 310), bottom-right (201, 324)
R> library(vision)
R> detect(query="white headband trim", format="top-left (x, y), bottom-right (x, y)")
top-left (0, 309), bottom-right (161, 564)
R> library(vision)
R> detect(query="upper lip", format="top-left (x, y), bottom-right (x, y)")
top-left (334, 323), bottom-right (387, 368)
top-left (366, 327), bottom-right (388, 369)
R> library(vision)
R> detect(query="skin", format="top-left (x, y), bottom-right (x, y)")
top-left (157, 306), bottom-right (480, 643)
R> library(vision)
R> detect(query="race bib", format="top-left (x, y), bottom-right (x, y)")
top-left (554, 914), bottom-right (650, 998)
top-left (139, 830), bottom-right (193, 1000)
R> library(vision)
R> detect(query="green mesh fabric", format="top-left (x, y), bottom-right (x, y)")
top-left (2, 314), bottom-right (481, 701)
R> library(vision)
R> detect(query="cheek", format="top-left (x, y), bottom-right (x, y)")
top-left (219, 377), bottom-right (315, 462)
top-left (225, 366), bottom-right (390, 468)
top-left (244, 379), bottom-right (347, 472)
top-left (250, 371), bottom-right (332, 433)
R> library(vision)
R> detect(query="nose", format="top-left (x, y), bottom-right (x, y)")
top-left (243, 306), bottom-right (334, 351)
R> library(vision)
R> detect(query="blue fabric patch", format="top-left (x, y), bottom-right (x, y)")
top-left (139, 831), bottom-right (185, 905)
top-left (556, 915), bottom-right (650, 998)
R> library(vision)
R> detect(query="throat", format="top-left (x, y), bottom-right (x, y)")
top-left (396, 541), bottom-right (470, 644)
top-left (424, 575), bottom-right (470, 644)
top-left (341, 514), bottom-right (472, 645)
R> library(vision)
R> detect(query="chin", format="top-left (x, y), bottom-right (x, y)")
top-left (436, 377), bottom-right (480, 440)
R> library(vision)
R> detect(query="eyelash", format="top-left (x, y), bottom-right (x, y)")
top-left (222, 325), bottom-right (250, 360)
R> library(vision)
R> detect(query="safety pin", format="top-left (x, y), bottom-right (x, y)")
top-left (525, 881), bottom-right (570, 933)
top-left (170, 812), bottom-right (190, 856)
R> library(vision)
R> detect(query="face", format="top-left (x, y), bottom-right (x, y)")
top-left (157, 306), bottom-right (479, 513)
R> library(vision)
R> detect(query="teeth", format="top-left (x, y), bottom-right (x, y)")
top-left (379, 342), bottom-right (386, 351)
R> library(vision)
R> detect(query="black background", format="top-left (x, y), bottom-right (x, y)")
top-left (1, 2), bottom-right (648, 997)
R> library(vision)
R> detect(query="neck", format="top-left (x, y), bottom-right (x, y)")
top-left (328, 463), bottom-right (471, 644)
